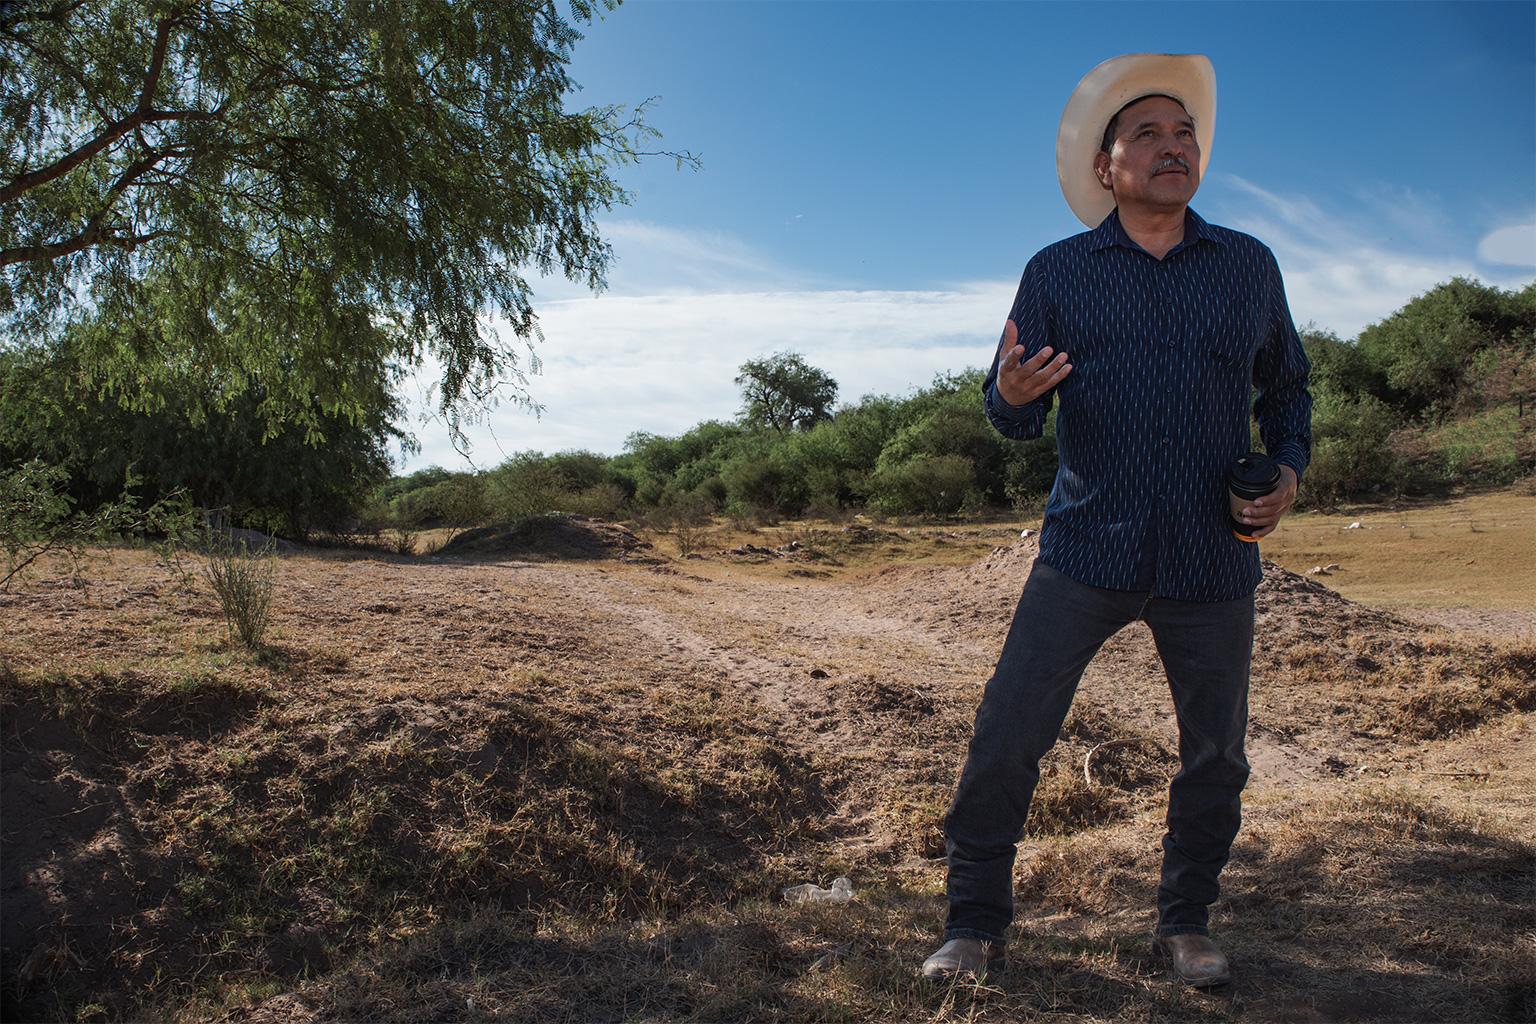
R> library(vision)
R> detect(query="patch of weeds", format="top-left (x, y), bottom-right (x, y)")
top-left (389, 527), bottom-right (418, 556)
top-left (202, 536), bottom-right (275, 648)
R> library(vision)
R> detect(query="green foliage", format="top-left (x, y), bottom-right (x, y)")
top-left (1354, 278), bottom-right (1536, 420)
top-left (867, 454), bottom-right (975, 516)
top-left (618, 422), bottom-right (744, 507)
top-left (481, 450), bottom-right (626, 523)
top-left (877, 380), bottom-right (1003, 492)
top-left (719, 437), bottom-right (807, 518)
top-left (2, 0), bottom-right (693, 441)
top-left (376, 467), bottom-right (455, 505)
top-left (0, 337), bottom-right (399, 537)
top-left (1293, 280), bottom-right (1535, 502)
top-left (734, 351), bottom-right (839, 433)
top-left (1302, 327), bottom-right (1383, 400)
top-left (1408, 406), bottom-right (1533, 487)
top-left (1300, 388), bottom-right (1404, 508)
top-left (391, 474), bottom-right (488, 534)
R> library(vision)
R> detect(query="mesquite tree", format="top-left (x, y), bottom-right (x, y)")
top-left (734, 351), bottom-right (839, 434)
top-left (0, 0), bottom-right (692, 442)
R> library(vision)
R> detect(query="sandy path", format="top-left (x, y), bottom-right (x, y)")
top-left (503, 561), bottom-right (985, 858)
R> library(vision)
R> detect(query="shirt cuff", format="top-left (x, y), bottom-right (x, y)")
top-left (989, 379), bottom-right (1035, 420)
top-left (1271, 441), bottom-right (1309, 486)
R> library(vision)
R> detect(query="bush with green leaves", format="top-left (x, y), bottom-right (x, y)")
top-left (867, 454), bottom-right (976, 516)
top-left (1354, 278), bottom-right (1536, 421)
top-left (1300, 389), bottom-right (1405, 507)
top-left (1407, 406), bottom-right (1534, 487)
top-left (0, 340), bottom-right (400, 539)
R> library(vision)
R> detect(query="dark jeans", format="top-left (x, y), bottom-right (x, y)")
top-left (942, 559), bottom-right (1254, 943)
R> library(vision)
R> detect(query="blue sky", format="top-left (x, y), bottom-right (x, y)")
top-left (402, 0), bottom-right (1536, 470)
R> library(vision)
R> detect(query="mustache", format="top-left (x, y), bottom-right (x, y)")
top-left (1153, 157), bottom-right (1190, 176)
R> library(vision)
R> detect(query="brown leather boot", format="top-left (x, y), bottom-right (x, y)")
top-left (1154, 933), bottom-right (1231, 987)
top-left (919, 938), bottom-right (1006, 980)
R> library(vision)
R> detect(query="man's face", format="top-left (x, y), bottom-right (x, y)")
top-left (1092, 95), bottom-right (1200, 212)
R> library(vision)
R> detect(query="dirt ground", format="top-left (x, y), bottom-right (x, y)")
top-left (2, 497), bottom-right (1533, 1022)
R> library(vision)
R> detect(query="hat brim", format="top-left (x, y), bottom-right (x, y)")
top-left (1056, 54), bottom-right (1216, 229)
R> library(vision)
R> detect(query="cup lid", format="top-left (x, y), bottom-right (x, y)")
top-left (1229, 452), bottom-right (1281, 490)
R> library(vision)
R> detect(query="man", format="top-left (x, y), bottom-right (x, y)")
top-left (921, 54), bottom-right (1312, 988)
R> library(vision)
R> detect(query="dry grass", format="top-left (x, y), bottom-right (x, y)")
top-left (1259, 490), bottom-right (1536, 611)
top-left (2, 488), bottom-right (1533, 1023)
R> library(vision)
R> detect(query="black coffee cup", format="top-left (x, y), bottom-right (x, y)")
top-left (1227, 452), bottom-right (1281, 542)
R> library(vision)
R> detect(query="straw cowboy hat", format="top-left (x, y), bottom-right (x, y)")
top-left (1056, 53), bottom-right (1217, 228)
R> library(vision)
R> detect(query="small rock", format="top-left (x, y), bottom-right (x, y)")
top-left (1020, 528), bottom-right (1036, 538)
top-left (1324, 563), bottom-right (1341, 572)
top-left (809, 668), bottom-right (829, 679)
top-left (1308, 565), bottom-right (1330, 575)
top-left (782, 876), bottom-right (854, 904)
top-left (1344, 521), bottom-right (1363, 530)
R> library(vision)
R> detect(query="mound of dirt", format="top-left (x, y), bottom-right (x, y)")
top-left (861, 536), bottom-right (1536, 745)
top-left (439, 513), bottom-right (654, 561)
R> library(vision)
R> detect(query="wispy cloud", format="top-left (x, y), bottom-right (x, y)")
top-left (1208, 174), bottom-right (1534, 338)
top-left (400, 190), bottom-right (1536, 471)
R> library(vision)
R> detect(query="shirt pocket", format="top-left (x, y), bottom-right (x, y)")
top-left (1205, 299), bottom-right (1264, 376)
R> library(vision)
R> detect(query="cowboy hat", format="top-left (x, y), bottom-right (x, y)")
top-left (1056, 54), bottom-right (1216, 228)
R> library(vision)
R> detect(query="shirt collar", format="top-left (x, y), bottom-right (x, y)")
top-left (1088, 207), bottom-right (1225, 253)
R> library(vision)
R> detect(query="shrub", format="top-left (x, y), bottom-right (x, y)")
top-left (1301, 390), bottom-right (1405, 507)
top-left (652, 493), bottom-right (715, 557)
top-left (203, 536), bottom-right (276, 648)
top-left (720, 445), bottom-right (806, 517)
top-left (1410, 406), bottom-right (1534, 487)
top-left (1, 460), bottom-right (195, 590)
top-left (867, 454), bottom-right (974, 516)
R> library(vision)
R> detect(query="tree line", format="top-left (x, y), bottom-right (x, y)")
top-left (375, 276), bottom-right (1534, 533)
top-left (5, 276), bottom-right (1530, 546)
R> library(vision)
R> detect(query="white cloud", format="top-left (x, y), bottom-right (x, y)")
top-left (398, 192), bottom-right (1536, 471)
top-left (401, 222), bottom-right (1014, 469)
top-left (1209, 175), bottom-right (1534, 338)
top-left (1478, 223), bottom-right (1536, 267)
top-left (405, 287), bottom-right (1014, 469)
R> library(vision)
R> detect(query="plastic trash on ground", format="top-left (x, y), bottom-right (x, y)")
top-left (782, 876), bottom-right (854, 904)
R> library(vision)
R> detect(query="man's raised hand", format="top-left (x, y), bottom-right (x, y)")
top-left (995, 320), bottom-right (1072, 408)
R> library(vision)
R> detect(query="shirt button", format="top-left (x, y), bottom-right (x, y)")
top-left (1160, 436), bottom-right (1171, 446)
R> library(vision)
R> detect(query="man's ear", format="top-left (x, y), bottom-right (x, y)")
top-left (1092, 151), bottom-right (1114, 192)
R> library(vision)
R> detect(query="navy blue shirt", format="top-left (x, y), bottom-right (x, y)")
top-left (983, 207), bottom-right (1312, 602)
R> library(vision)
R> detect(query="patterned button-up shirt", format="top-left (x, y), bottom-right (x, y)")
top-left (983, 206), bottom-right (1312, 601)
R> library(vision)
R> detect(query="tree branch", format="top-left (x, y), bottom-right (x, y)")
top-left (5, 141), bottom-right (188, 266)
top-left (136, 14), bottom-right (174, 114)
top-left (0, 0), bottom-right (86, 34)
top-left (0, 17), bottom-right (217, 205)
top-left (0, 226), bottom-right (172, 266)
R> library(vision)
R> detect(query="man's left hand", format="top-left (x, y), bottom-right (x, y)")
top-left (1241, 465), bottom-right (1298, 540)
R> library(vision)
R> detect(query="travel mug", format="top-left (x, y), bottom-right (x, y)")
top-left (1227, 452), bottom-right (1281, 542)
